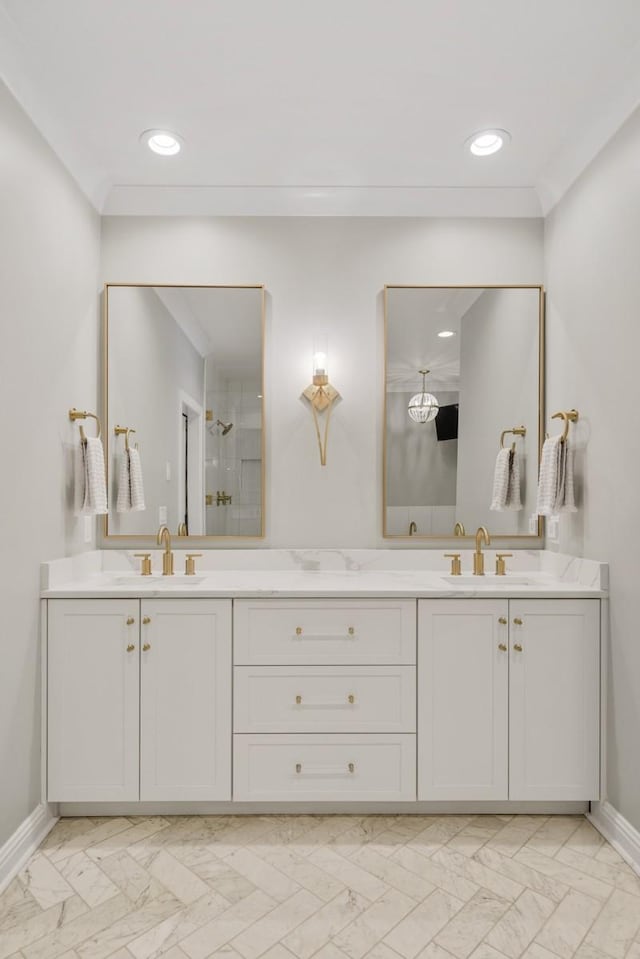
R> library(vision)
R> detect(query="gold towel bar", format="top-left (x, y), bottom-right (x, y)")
top-left (68, 408), bottom-right (101, 441)
top-left (500, 425), bottom-right (527, 450)
top-left (550, 409), bottom-right (579, 442)
top-left (114, 424), bottom-right (136, 451)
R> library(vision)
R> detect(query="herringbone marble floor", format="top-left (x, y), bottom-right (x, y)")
top-left (1, 815), bottom-right (639, 959)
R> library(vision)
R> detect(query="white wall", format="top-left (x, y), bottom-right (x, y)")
top-left (101, 217), bottom-right (543, 546)
top-left (0, 81), bottom-right (100, 845)
top-left (386, 391), bottom-right (458, 507)
top-left (108, 286), bottom-right (204, 535)
top-left (545, 105), bottom-right (640, 833)
top-left (456, 289), bottom-right (540, 534)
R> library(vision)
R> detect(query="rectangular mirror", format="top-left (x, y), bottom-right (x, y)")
top-left (104, 284), bottom-right (265, 540)
top-left (384, 286), bottom-right (544, 539)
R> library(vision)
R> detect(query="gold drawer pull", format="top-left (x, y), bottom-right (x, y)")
top-left (498, 643), bottom-right (508, 652)
top-left (295, 627), bottom-right (303, 636)
top-left (295, 762), bottom-right (355, 775)
top-left (498, 617), bottom-right (507, 625)
top-left (143, 616), bottom-right (151, 625)
top-left (513, 618), bottom-right (523, 626)
top-left (513, 643), bottom-right (523, 652)
top-left (143, 643), bottom-right (151, 652)
top-left (126, 617), bottom-right (135, 625)
top-left (126, 644), bottom-right (135, 652)
top-left (348, 626), bottom-right (355, 635)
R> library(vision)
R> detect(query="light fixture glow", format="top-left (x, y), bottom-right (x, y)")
top-left (468, 129), bottom-right (510, 157)
top-left (438, 330), bottom-right (456, 338)
top-left (408, 370), bottom-right (440, 424)
top-left (141, 129), bottom-right (182, 156)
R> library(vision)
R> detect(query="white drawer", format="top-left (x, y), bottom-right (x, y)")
top-left (233, 734), bottom-right (416, 801)
top-left (234, 666), bottom-right (416, 733)
top-left (234, 600), bottom-right (416, 665)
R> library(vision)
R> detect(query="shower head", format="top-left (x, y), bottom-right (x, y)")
top-left (217, 419), bottom-right (233, 436)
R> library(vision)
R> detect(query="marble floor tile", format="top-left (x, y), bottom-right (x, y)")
top-left (485, 890), bottom-right (556, 958)
top-left (584, 889), bottom-right (640, 959)
top-left (534, 888), bottom-right (603, 959)
top-left (434, 889), bottom-right (511, 959)
top-left (1, 814), bottom-right (639, 959)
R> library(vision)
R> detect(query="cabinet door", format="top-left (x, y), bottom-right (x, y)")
top-left (48, 599), bottom-right (139, 801)
top-left (140, 599), bottom-right (231, 800)
top-left (418, 600), bottom-right (509, 800)
top-left (509, 599), bottom-right (600, 800)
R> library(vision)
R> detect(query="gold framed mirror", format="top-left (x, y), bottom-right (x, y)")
top-left (383, 285), bottom-right (544, 540)
top-left (103, 283), bottom-right (265, 542)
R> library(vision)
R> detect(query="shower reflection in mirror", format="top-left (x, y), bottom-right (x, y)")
top-left (105, 284), bottom-right (264, 539)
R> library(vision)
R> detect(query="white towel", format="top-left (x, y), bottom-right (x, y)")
top-left (490, 448), bottom-right (523, 511)
top-left (116, 448), bottom-right (146, 513)
top-left (536, 436), bottom-right (577, 515)
top-left (490, 448), bottom-right (511, 511)
top-left (75, 436), bottom-right (108, 515)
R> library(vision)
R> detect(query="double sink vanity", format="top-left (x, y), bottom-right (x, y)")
top-left (41, 546), bottom-right (607, 814)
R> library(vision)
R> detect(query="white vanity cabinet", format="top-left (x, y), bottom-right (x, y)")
top-left (508, 599), bottom-right (600, 800)
top-left (47, 598), bottom-right (232, 802)
top-left (48, 600), bottom-right (140, 801)
top-left (418, 598), bottom-right (600, 802)
top-left (139, 599), bottom-right (231, 801)
top-left (233, 599), bottom-right (417, 801)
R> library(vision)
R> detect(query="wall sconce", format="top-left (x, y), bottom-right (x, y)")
top-left (301, 335), bottom-right (340, 466)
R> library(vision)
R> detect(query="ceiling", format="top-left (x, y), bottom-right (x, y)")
top-left (2, 0), bottom-right (640, 217)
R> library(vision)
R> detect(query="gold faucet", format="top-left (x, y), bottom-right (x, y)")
top-left (454, 522), bottom-right (466, 536)
top-left (216, 490), bottom-right (232, 506)
top-left (473, 526), bottom-right (490, 576)
top-left (157, 525), bottom-right (174, 576)
top-left (409, 521), bottom-right (417, 536)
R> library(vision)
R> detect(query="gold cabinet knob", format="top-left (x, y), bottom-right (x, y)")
top-left (513, 643), bottom-right (523, 652)
top-left (498, 617), bottom-right (507, 625)
top-left (347, 694), bottom-right (355, 704)
top-left (126, 644), bottom-right (135, 652)
top-left (513, 618), bottom-right (523, 626)
top-left (142, 616), bottom-right (151, 625)
top-left (348, 626), bottom-right (355, 635)
top-left (295, 627), bottom-right (303, 635)
top-left (142, 643), bottom-right (151, 651)
top-left (498, 643), bottom-right (508, 652)
top-left (126, 617), bottom-right (135, 625)
top-left (348, 762), bottom-right (355, 773)
top-left (295, 763), bottom-right (302, 773)
top-left (295, 695), bottom-right (302, 705)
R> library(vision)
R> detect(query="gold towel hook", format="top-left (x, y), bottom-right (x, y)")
top-left (551, 409), bottom-right (579, 442)
top-left (69, 408), bottom-right (101, 442)
top-left (500, 425), bottom-right (527, 450)
top-left (114, 425), bottom-right (136, 451)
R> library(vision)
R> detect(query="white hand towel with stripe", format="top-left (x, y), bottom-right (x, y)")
top-left (117, 448), bottom-right (146, 513)
top-left (490, 448), bottom-right (523, 511)
top-left (75, 436), bottom-right (108, 515)
top-left (536, 435), bottom-right (577, 515)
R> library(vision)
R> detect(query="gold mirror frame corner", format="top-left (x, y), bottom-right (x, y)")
top-left (101, 282), bottom-right (266, 545)
top-left (382, 284), bottom-right (545, 543)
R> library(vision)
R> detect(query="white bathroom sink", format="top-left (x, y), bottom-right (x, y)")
top-left (441, 575), bottom-right (535, 587)
top-left (108, 574), bottom-right (206, 586)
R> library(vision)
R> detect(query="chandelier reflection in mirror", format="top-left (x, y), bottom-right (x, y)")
top-left (407, 369), bottom-right (440, 423)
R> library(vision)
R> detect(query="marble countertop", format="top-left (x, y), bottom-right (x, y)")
top-left (41, 549), bottom-right (608, 599)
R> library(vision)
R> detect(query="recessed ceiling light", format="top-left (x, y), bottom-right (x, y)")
top-left (141, 129), bottom-right (182, 156)
top-left (468, 129), bottom-right (510, 157)
top-left (438, 330), bottom-right (456, 338)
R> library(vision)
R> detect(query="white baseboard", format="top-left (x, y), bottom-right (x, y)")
top-left (588, 800), bottom-right (640, 877)
top-left (0, 804), bottom-right (58, 895)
